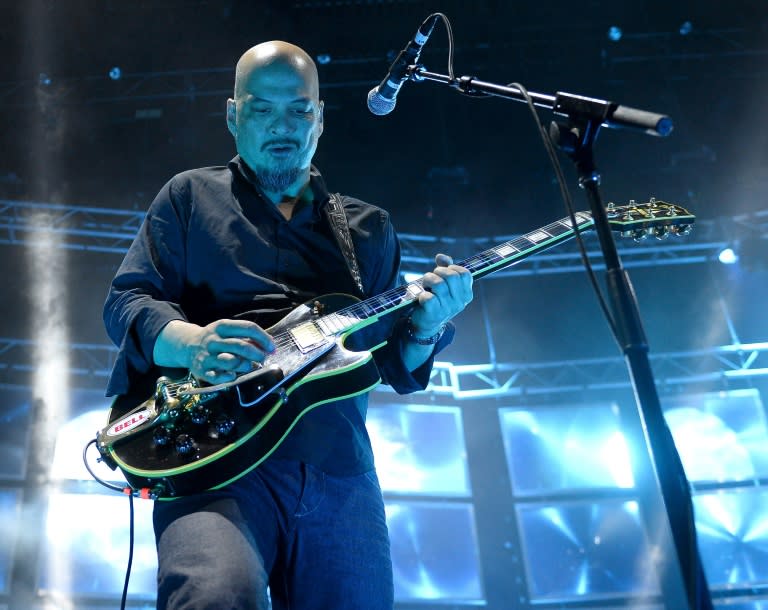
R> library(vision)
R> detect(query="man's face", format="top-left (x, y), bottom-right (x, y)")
top-left (227, 60), bottom-right (323, 192)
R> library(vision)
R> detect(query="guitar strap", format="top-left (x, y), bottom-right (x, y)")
top-left (325, 192), bottom-right (366, 298)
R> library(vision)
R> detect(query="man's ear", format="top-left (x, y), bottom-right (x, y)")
top-left (226, 98), bottom-right (237, 137)
top-left (317, 100), bottom-right (324, 137)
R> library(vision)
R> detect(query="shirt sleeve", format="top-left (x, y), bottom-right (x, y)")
top-left (348, 201), bottom-right (454, 395)
top-left (103, 177), bottom-right (190, 396)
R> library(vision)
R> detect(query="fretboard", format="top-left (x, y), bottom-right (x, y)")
top-left (314, 211), bottom-right (595, 337)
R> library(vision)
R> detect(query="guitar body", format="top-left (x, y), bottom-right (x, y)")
top-left (103, 293), bottom-right (382, 498)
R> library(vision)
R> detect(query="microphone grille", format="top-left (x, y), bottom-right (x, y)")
top-left (367, 88), bottom-right (396, 116)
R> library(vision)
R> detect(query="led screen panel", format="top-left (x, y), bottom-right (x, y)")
top-left (386, 501), bottom-right (483, 603)
top-left (0, 489), bottom-right (21, 594)
top-left (38, 492), bottom-right (157, 598)
top-left (368, 404), bottom-right (470, 496)
top-left (663, 389), bottom-right (768, 484)
top-left (499, 403), bottom-right (634, 496)
top-left (695, 487), bottom-right (768, 589)
top-left (712, 600), bottom-right (768, 610)
top-left (516, 499), bottom-right (659, 602)
top-left (0, 388), bottom-right (32, 479)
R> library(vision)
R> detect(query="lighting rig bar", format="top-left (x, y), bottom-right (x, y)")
top-left (0, 199), bottom-right (753, 273)
top-left (1, 336), bottom-right (766, 399)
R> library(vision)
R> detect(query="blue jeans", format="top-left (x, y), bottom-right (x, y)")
top-left (152, 458), bottom-right (394, 610)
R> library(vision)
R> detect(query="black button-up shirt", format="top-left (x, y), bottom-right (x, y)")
top-left (103, 157), bottom-right (453, 474)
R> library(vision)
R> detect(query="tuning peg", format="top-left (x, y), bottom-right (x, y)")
top-left (632, 229), bottom-right (648, 242)
top-left (671, 224), bottom-right (693, 236)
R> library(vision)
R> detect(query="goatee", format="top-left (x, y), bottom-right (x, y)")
top-left (254, 166), bottom-right (302, 193)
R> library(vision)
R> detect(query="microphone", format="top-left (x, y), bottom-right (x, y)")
top-left (367, 14), bottom-right (439, 116)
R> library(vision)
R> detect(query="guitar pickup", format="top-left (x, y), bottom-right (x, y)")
top-left (289, 322), bottom-right (328, 353)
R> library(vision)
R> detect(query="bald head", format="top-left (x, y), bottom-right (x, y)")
top-left (234, 41), bottom-right (319, 101)
top-left (226, 41), bottom-right (324, 200)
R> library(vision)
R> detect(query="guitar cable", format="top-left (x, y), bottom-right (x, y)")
top-left (82, 438), bottom-right (139, 610)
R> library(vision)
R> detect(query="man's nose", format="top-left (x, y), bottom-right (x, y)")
top-left (268, 111), bottom-right (295, 135)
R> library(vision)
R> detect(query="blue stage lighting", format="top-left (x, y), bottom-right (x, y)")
top-left (0, 489), bottom-right (21, 592)
top-left (680, 21), bottom-right (693, 35)
top-left (368, 404), bottom-right (470, 496)
top-left (694, 487), bottom-right (768, 589)
top-left (608, 26), bottom-right (623, 42)
top-left (108, 66), bottom-right (122, 81)
top-left (499, 403), bottom-right (634, 496)
top-left (663, 389), bottom-right (768, 484)
top-left (386, 501), bottom-right (483, 603)
top-left (718, 247), bottom-right (739, 264)
top-left (316, 53), bottom-right (332, 65)
top-left (516, 499), bottom-right (659, 601)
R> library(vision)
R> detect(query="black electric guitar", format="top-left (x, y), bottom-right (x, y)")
top-left (97, 199), bottom-right (693, 498)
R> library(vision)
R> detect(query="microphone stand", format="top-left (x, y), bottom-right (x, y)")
top-left (409, 67), bottom-right (713, 610)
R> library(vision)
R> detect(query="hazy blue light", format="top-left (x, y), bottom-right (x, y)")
top-left (517, 499), bottom-right (658, 601)
top-left (608, 26), bottom-right (623, 41)
top-left (718, 247), bottom-right (739, 264)
top-left (694, 488), bottom-right (768, 588)
top-left (368, 404), bottom-right (470, 496)
top-left (108, 66), bottom-right (122, 80)
top-left (316, 53), bottom-right (332, 65)
top-left (679, 21), bottom-right (693, 35)
top-left (499, 403), bottom-right (635, 495)
top-left (386, 501), bottom-right (483, 603)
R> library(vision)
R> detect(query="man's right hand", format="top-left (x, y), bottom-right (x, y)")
top-left (153, 319), bottom-right (275, 384)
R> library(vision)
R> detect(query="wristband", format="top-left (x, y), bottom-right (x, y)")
top-left (406, 318), bottom-right (447, 346)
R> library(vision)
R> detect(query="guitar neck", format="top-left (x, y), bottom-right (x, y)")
top-left (316, 211), bottom-right (596, 336)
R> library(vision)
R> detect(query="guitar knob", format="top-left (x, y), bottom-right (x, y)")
top-left (190, 404), bottom-right (209, 425)
top-left (215, 414), bottom-right (236, 436)
top-left (153, 426), bottom-right (172, 447)
top-left (175, 434), bottom-right (196, 455)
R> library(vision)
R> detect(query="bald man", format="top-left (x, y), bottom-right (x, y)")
top-left (104, 41), bottom-right (472, 609)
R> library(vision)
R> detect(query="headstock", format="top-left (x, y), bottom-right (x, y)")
top-left (606, 198), bottom-right (694, 241)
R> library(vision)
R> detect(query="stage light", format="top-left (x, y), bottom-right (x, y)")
top-left (0, 489), bottom-right (21, 593)
top-left (38, 72), bottom-right (52, 86)
top-left (316, 53), bottom-right (332, 65)
top-left (679, 21), bottom-right (693, 36)
top-left (368, 404), bottom-right (470, 496)
top-left (718, 247), bottom-right (739, 265)
top-left (516, 499), bottom-right (659, 601)
top-left (499, 403), bottom-right (635, 496)
top-left (663, 389), bottom-right (768, 485)
top-left (386, 501), bottom-right (483, 603)
top-left (39, 492), bottom-right (157, 598)
top-left (108, 66), bottom-right (122, 80)
top-left (694, 487), bottom-right (768, 589)
top-left (608, 26), bottom-right (623, 42)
